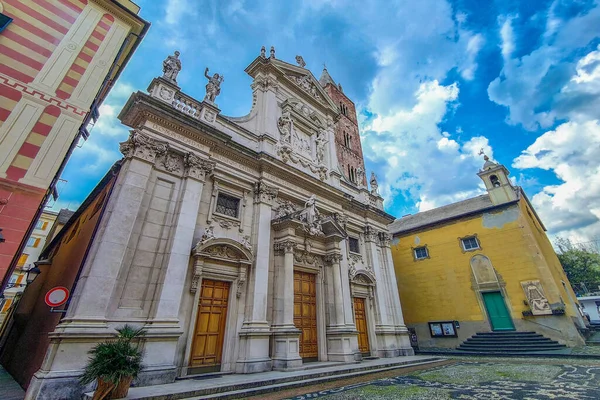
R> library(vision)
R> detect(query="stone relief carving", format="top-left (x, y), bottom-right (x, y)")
top-left (190, 262), bottom-right (203, 293)
top-left (184, 152), bottom-right (215, 181)
top-left (252, 75), bottom-right (278, 92)
top-left (215, 216), bottom-right (239, 230)
top-left (275, 199), bottom-right (298, 218)
top-left (277, 145), bottom-right (328, 181)
top-left (201, 226), bottom-right (215, 243)
top-left (162, 50), bottom-right (181, 83)
top-left (119, 131), bottom-right (168, 163)
top-left (162, 152), bottom-right (182, 173)
top-left (240, 235), bottom-right (252, 252)
top-left (299, 195), bottom-right (324, 236)
top-left (315, 129), bottom-right (327, 165)
top-left (363, 226), bottom-right (378, 243)
top-left (274, 239), bottom-right (297, 255)
top-left (237, 265), bottom-right (247, 298)
top-left (254, 182), bottom-right (278, 205)
top-left (378, 232), bottom-right (392, 247)
top-left (290, 74), bottom-right (324, 103)
top-left (293, 248), bottom-right (321, 266)
top-left (370, 172), bottom-right (379, 194)
top-left (295, 55), bottom-right (306, 68)
top-left (521, 280), bottom-right (552, 315)
top-left (159, 86), bottom-right (174, 101)
top-left (203, 68), bottom-right (224, 103)
top-left (277, 110), bottom-right (292, 144)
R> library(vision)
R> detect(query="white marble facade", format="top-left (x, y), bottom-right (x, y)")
top-left (27, 50), bottom-right (413, 398)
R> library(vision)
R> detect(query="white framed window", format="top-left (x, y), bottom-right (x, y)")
top-left (348, 237), bottom-right (360, 254)
top-left (414, 246), bottom-right (429, 260)
top-left (461, 236), bottom-right (480, 251)
top-left (215, 193), bottom-right (240, 219)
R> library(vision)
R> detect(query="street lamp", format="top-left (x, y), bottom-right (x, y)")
top-left (25, 265), bottom-right (41, 284)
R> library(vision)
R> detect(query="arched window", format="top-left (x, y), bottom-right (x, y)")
top-left (490, 175), bottom-right (500, 187)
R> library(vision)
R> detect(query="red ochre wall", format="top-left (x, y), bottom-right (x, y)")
top-left (0, 173), bottom-right (114, 388)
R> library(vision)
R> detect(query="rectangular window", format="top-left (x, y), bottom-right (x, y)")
top-left (17, 254), bottom-right (28, 267)
top-left (414, 246), bottom-right (428, 260)
top-left (215, 193), bottom-right (240, 218)
top-left (35, 220), bottom-right (48, 230)
top-left (349, 237), bottom-right (360, 253)
top-left (26, 237), bottom-right (41, 248)
top-left (461, 236), bottom-right (480, 251)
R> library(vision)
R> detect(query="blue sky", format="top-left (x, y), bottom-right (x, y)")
top-left (54, 0), bottom-right (600, 243)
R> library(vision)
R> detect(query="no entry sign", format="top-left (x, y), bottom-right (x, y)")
top-left (45, 286), bottom-right (69, 308)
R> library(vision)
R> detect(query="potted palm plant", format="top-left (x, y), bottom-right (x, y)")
top-left (80, 325), bottom-right (145, 400)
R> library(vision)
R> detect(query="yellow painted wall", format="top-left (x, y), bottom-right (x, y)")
top-left (391, 200), bottom-right (571, 325)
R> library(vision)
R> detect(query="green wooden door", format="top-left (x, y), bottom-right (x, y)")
top-left (482, 291), bottom-right (515, 331)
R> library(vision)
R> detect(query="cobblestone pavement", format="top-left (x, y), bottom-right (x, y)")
top-left (276, 358), bottom-right (600, 400)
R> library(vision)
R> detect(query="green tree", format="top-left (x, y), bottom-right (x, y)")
top-left (555, 237), bottom-right (600, 292)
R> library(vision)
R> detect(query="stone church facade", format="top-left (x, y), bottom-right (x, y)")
top-left (29, 48), bottom-right (412, 395)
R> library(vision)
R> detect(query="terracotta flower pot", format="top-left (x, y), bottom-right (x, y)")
top-left (92, 378), bottom-right (115, 400)
top-left (110, 376), bottom-right (133, 399)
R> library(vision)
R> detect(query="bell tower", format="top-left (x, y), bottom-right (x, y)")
top-left (319, 66), bottom-right (366, 186)
top-left (477, 154), bottom-right (518, 205)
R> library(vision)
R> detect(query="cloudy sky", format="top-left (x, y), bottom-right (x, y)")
top-left (55, 0), bottom-right (600, 244)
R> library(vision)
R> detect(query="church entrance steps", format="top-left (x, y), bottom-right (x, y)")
top-left (84, 356), bottom-right (442, 400)
top-left (456, 331), bottom-right (566, 353)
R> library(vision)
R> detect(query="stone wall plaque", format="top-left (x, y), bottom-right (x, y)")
top-left (521, 280), bottom-right (552, 315)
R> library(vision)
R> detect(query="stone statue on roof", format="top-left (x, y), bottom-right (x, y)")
top-left (162, 51), bottom-right (181, 83)
top-left (204, 68), bottom-right (224, 103)
top-left (370, 172), bottom-right (378, 194)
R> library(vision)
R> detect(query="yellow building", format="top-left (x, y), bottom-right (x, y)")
top-left (390, 156), bottom-right (586, 349)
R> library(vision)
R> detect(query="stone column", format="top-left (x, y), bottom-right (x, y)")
top-left (236, 181), bottom-right (277, 373)
top-left (65, 132), bottom-right (168, 320)
top-left (379, 232), bottom-right (414, 356)
top-left (153, 154), bottom-right (214, 321)
top-left (324, 253), bottom-right (358, 362)
top-left (364, 226), bottom-right (399, 357)
top-left (271, 239), bottom-right (302, 370)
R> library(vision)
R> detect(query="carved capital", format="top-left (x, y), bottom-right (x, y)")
top-left (379, 232), bottom-right (392, 247)
top-left (363, 226), bottom-right (379, 243)
top-left (251, 75), bottom-right (278, 92)
top-left (119, 131), bottom-right (168, 163)
top-left (324, 253), bottom-right (343, 265)
top-left (184, 152), bottom-right (215, 181)
top-left (253, 181), bottom-right (278, 205)
top-left (190, 260), bottom-right (204, 293)
top-left (274, 240), bottom-right (297, 255)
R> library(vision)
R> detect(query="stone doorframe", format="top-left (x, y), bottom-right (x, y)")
top-left (182, 238), bottom-right (253, 376)
top-left (293, 253), bottom-right (327, 362)
top-left (350, 270), bottom-right (378, 357)
top-left (469, 254), bottom-right (511, 329)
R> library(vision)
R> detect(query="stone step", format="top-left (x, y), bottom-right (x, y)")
top-left (192, 359), bottom-right (448, 400)
top-left (465, 337), bottom-right (552, 343)
top-left (458, 345), bottom-right (566, 352)
top-left (84, 356), bottom-right (443, 400)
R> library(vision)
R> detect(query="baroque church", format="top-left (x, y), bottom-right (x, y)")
top-left (23, 47), bottom-right (412, 396)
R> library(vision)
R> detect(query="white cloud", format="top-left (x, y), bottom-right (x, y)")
top-left (363, 81), bottom-right (492, 214)
top-left (488, 5), bottom-right (600, 130)
top-left (499, 15), bottom-right (516, 62)
top-left (459, 33), bottom-right (485, 80)
top-left (513, 120), bottom-right (600, 239)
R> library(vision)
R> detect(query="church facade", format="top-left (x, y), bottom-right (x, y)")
top-left (26, 48), bottom-right (412, 397)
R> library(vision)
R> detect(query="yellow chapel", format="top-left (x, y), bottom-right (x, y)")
top-left (389, 156), bottom-right (587, 351)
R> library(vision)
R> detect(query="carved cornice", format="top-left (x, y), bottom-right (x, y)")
top-left (253, 181), bottom-right (278, 205)
top-left (185, 152), bottom-right (215, 181)
top-left (274, 239), bottom-right (297, 255)
top-left (119, 131), bottom-right (168, 163)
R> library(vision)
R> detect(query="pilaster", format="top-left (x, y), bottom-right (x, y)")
top-left (236, 181), bottom-right (277, 373)
top-left (271, 239), bottom-right (302, 370)
top-left (324, 252), bottom-right (359, 362)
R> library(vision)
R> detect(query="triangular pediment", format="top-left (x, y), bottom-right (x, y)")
top-left (247, 57), bottom-right (338, 113)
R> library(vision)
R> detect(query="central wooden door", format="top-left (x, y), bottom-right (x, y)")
top-left (354, 297), bottom-right (370, 354)
top-left (190, 279), bottom-right (230, 372)
top-left (482, 291), bottom-right (515, 331)
top-left (294, 270), bottom-right (318, 360)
